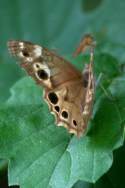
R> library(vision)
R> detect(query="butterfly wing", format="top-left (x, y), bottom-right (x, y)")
top-left (8, 39), bottom-right (94, 136)
top-left (8, 40), bottom-right (82, 89)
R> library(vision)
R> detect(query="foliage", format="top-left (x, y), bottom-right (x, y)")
top-left (0, 0), bottom-right (125, 187)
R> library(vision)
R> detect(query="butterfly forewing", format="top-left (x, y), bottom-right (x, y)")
top-left (8, 41), bottom-right (82, 88)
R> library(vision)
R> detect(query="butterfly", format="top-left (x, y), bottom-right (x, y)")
top-left (8, 34), bottom-right (95, 137)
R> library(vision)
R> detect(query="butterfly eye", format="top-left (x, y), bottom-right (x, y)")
top-left (54, 106), bottom-right (60, 112)
top-left (48, 92), bottom-right (58, 104)
top-left (61, 111), bottom-right (68, 119)
top-left (37, 69), bottom-right (48, 80)
top-left (73, 120), bottom-right (77, 126)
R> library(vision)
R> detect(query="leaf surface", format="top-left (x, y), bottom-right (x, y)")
top-left (0, 53), bottom-right (124, 187)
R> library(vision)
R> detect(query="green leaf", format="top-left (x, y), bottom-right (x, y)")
top-left (72, 142), bottom-right (125, 188)
top-left (108, 74), bottom-right (125, 121)
top-left (0, 0), bottom-right (125, 187)
top-left (50, 92), bottom-right (124, 186)
top-left (72, 180), bottom-right (92, 188)
top-left (0, 52), bottom-right (124, 188)
top-left (1, 0), bottom-right (125, 103)
top-left (107, 142), bottom-right (125, 188)
top-left (0, 78), bottom-right (70, 188)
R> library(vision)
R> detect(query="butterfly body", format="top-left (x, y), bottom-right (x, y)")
top-left (8, 35), bottom-right (95, 137)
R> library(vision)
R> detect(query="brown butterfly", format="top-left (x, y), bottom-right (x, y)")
top-left (7, 34), bottom-right (95, 137)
